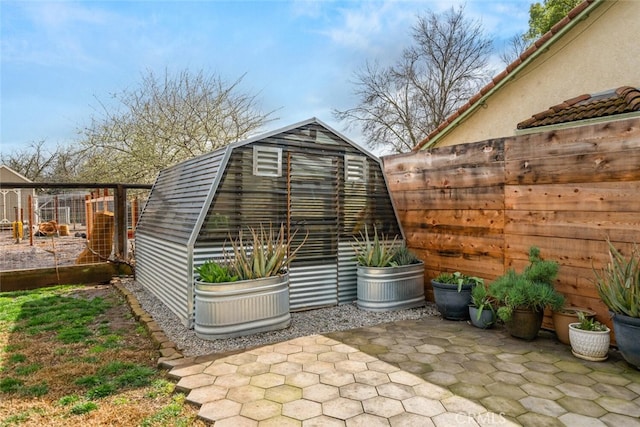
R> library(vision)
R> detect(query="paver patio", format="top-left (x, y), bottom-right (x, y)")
top-left (162, 316), bottom-right (640, 426)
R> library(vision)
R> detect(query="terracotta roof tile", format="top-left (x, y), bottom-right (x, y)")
top-left (413, 0), bottom-right (597, 151)
top-left (517, 86), bottom-right (640, 129)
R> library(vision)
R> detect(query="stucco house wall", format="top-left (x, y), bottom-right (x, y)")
top-left (422, 0), bottom-right (639, 148)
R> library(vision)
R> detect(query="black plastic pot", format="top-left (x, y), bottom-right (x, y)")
top-left (612, 312), bottom-right (640, 369)
top-left (431, 280), bottom-right (473, 320)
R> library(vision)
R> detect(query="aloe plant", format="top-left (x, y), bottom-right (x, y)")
top-left (352, 225), bottom-right (399, 267)
top-left (228, 223), bottom-right (308, 280)
top-left (594, 240), bottom-right (640, 318)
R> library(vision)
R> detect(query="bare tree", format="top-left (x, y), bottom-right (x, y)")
top-left (1, 140), bottom-right (83, 182)
top-left (499, 33), bottom-right (530, 66)
top-left (335, 6), bottom-right (493, 153)
top-left (78, 69), bottom-right (275, 183)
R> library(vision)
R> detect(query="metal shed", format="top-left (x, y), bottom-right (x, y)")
top-left (135, 118), bottom-right (403, 327)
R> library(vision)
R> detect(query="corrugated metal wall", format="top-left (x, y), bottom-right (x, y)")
top-left (136, 234), bottom-right (192, 326)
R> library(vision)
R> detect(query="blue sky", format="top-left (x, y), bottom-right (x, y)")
top-left (1, 0), bottom-right (532, 154)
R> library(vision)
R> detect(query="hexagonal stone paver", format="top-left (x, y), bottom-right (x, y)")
top-left (516, 412), bottom-right (565, 427)
top-left (554, 360), bottom-right (592, 374)
top-left (387, 370), bottom-right (423, 386)
top-left (367, 360), bottom-right (400, 374)
top-left (496, 353), bottom-right (530, 364)
top-left (348, 412), bottom-right (394, 427)
top-left (211, 415), bottom-right (258, 427)
top-left (402, 395), bottom-right (446, 417)
top-left (335, 360), bottom-right (368, 373)
top-left (203, 362), bottom-right (238, 376)
top-left (557, 413), bottom-right (607, 427)
top-left (302, 344), bottom-right (332, 354)
top-left (240, 399), bottom-right (282, 421)
top-left (331, 343), bottom-right (359, 354)
top-left (378, 352), bottom-right (409, 363)
top-left (223, 352), bottom-right (258, 366)
top-left (461, 360), bottom-right (497, 375)
top-left (186, 384), bottom-right (228, 405)
top-left (519, 396), bottom-right (567, 417)
top-left (214, 373), bottom-right (251, 388)
top-left (556, 396), bottom-right (607, 418)
top-left (432, 412), bottom-right (478, 427)
top-left (493, 361), bottom-right (528, 374)
top-left (441, 395), bottom-right (486, 416)
top-left (555, 382), bottom-right (600, 400)
top-left (555, 371), bottom-right (597, 386)
top-left (303, 360), bottom-right (336, 375)
top-left (177, 373), bottom-right (216, 391)
top-left (596, 395), bottom-right (640, 417)
top-left (320, 371), bottom-right (355, 387)
top-left (593, 382), bottom-right (638, 400)
top-left (377, 382), bottom-right (414, 400)
top-left (285, 371), bottom-right (319, 388)
top-left (250, 372), bottom-right (286, 388)
top-left (485, 382), bottom-right (527, 400)
top-left (489, 371), bottom-right (527, 386)
top-left (271, 361), bottom-right (303, 376)
top-left (521, 370), bottom-right (562, 386)
top-left (390, 412), bottom-right (436, 427)
top-left (257, 415), bottom-right (300, 427)
top-left (520, 382), bottom-right (564, 400)
top-left (412, 382), bottom-right (452, 401)
top-left (282, 398), bottom-right (322, 420)
top-left (303, 383), bottom-right (340, 402)
top-left (169, 362), bottom-right (207, 378)
top-left (237, 361), bottom-right (270, 376)
top-left (422, 371), bottom-right (459, 387)
top-left (588, 370), bottom-right (631, 386)
top-left (287, 352), bottom-right (318, 364)
top-left (362, 396), bottom-right (404, 418)
top-left (599, 413), bottom-right (640, 427)
top-left (199, 399), bottom-right (242, 422)
top-left (340, 382), bottom-right (378, 400)
top-left (322, 397), bottom-right (364, 420)
top-left (304, 415), bottom-right (347, 426)
top-left (480, 396), bottom-right (527, 417)
top-left (273, 343), bottom-right (303, 354)
top-left (227, 384), bottom-right (266, 403)
top-left (256, 352), bottom-right (288, 365)
top-left (415, 344), bottom-right (445, 354)
top-left (354, 370), bottom-right (390, 386)
top-left (522, 361), bottom-right (562, 374)
top-left (264, 384), bottom-right (302, 403)
top-left (449, 382), bottom-right (490, 400)
top-left (318, 351), bottom-right (349, 363)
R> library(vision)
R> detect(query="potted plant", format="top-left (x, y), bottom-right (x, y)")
top-left (569, 312), bottom-right (610, 361)
top-left (469, 282), bottom-right (496, 329)
top-left (194, 223), bottom-right (307, 340)
top-left (488, 247), bottom-right (565, 340)
top-left (552, 306), bottom-right (596, 345)
top-left (432, 272), bottom-right (484, 320)
top-left (594, 240), bottom-right (640, 369)
top-left (353, 226), bottom-right (425, 312)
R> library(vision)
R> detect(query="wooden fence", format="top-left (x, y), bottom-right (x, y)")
top-left (383, 117), bottom-right (640, 332)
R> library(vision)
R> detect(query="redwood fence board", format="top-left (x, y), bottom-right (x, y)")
top-left (384, 117), bottom-right (640, 339)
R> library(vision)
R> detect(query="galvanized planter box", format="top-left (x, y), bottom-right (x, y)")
top-left (356, 262), bottom-right (425, 312)
top-left (194, 273), bottom-right (291, 340)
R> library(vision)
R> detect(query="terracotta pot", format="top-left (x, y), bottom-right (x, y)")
top-left (552, 306), bottom-right (596, 345)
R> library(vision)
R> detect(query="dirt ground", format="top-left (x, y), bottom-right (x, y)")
top-left (0, 230), bottom-right (89, 271)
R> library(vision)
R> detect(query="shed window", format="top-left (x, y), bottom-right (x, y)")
top-left (253, 146), bottom-right (282, 177)
top-left (345, 155), bottom-right (367, 182)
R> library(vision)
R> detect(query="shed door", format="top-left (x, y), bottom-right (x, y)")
top-left (287, 152), bottom-right (339, 310)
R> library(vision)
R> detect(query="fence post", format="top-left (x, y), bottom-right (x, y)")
top-left (114, 184), bottom-right (127, 259)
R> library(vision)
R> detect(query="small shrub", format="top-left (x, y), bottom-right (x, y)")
top-left (70, 401), bottom-right (98, 415)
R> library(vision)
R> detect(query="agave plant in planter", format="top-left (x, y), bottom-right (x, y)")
top-left (194, 223), bottom-right (307, 340)
top-left (432, 272), bottom-right (484, 321)
top-left (469, 282), bottom-right (496, 329)
top-left (594, 240), bottom-right (640, 369)
top-left (489, 247), bottom-right (565, 340)
top-left (353, 226), bottom-right (425, 312)
top-left (569, 311), bottom-right (610, 361)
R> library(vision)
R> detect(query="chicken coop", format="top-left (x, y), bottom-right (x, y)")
top-left (135, 118), bottom-right (404, 327)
